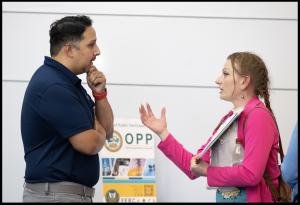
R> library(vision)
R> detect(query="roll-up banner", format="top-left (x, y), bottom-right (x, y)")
top-left (100, 119), bottom-right (156, 202)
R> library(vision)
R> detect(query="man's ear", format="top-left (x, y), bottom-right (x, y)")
top-left (241, 75), bottom-right (251, 90)
top-left (64, 44), bottom-right (74, 58)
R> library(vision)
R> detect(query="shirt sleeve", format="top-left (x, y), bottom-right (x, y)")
top-left (38, 84), bottom-right (93, 139)
top-left (281, 122), bottom-right (298, 188)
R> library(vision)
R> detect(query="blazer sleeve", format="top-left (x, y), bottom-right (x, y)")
top-left (158, 133), bottom-right (212, 180)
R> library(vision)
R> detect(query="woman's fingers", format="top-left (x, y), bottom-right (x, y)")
top-left (139, 104), bottom-right (146, 115)
top-left (161, 107), bottom-right (166, 119)
top-left (140, 104), bottom-right (150, 123)
top-left (146, 103), bottom-right (155, 117)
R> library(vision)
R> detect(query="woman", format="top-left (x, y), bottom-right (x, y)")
top-left (139, 52), bottom-right (280, 202)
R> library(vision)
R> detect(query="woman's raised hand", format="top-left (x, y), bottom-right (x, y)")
top-left (139, 103), bottom-right (169, 141)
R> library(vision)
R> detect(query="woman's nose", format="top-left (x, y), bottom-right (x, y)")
top-left (215, 75), bottom-right (221, 85)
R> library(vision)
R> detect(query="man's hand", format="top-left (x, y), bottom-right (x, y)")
top-left (87, 65), bottom-right (106, 93)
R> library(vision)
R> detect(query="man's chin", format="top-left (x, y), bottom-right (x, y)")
top-left (86, 63), bottom-right (94, 73)
top-left (85, 66), bottom-right (92, 73)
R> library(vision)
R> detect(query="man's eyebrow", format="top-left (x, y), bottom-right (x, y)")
top-left (88, 39), bottom-right (97, 44)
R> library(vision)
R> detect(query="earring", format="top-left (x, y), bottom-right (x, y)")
top-left (241, 95), bottom-right (245, 99)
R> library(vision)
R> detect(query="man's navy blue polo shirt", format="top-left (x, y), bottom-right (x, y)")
top-left (21, 56), bottom-right (99, 187)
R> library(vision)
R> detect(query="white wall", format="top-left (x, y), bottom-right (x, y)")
top-left (2, 2), bottom-right (298, 202)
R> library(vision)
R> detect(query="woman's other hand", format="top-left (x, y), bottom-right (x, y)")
top-left (190, 155), bottom-right (209, 177)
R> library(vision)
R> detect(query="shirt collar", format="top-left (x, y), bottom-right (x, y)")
top-left (244, 96), bottom-right (262, 112)
top-left (44, 56), bottom-right (82, 85)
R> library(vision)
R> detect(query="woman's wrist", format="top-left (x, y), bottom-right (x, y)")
top-left (159, 129), bottom-right (169, 141)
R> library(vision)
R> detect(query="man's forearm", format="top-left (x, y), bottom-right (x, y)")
top-left (94, 98), bottom-right (114, 138)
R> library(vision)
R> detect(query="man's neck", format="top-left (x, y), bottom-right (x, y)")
top-left (52, 55), bottom-right (75, 74)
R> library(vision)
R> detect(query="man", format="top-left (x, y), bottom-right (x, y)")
top-left (21, 15), bottom-right (114, 202)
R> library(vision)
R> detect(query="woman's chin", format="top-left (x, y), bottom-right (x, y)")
top-left (219, 95), bottom-right (229, 102)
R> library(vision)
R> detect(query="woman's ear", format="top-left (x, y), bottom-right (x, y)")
top-left (241, 75), bottom-right (251, 90)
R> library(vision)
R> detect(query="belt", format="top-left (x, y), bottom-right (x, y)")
top-left (24, 182), bottom-right (95, 198)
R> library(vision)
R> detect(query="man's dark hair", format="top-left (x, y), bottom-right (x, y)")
top-left (49, 15), bottom-right (92, 56)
